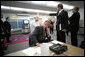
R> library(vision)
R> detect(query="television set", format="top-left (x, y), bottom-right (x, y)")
top-left (24, 20), bottom-right (29, 24)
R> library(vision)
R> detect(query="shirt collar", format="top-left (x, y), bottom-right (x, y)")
top-left (59, 9), bottom-right (63, 14)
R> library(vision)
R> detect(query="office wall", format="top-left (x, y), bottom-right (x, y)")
top-left (79, 8), bottom-right (84, 27)
top-left (3, 13), bottom-right (30, 20)
top-left (2, 13), bottom-right (52, 29)
top-left (79, 8), bottom-right (84, 20)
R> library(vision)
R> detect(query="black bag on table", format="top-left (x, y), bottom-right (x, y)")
top-left (49, 44), bottom-right (68, 54)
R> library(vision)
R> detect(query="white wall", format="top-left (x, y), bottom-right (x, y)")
top-left (79, 8), bottom-right (84, 27)
top-left (79, 8), bottom-right (84, 20)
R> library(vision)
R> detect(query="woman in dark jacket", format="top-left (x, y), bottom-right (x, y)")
top-left (4, 17), bottom-right (11, 43)
top-left (68, 7), bottom-right (80, 47)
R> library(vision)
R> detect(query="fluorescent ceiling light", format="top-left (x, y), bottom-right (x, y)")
top-left (1, 5), bottom-right (56, 14)
top-left (1, 5), bottom-right (10, 9)
top-left (31, 1), bottom-right (47, 5)
top-left (17, 14), bottom-right (30, 15)
top-left (11, 7), bottom-right (25, 11)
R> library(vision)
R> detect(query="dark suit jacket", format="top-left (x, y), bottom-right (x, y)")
top-left (68, 12), bottom-right (80, 32)
top-left (4, 21), bottom-right (11, 36)
top-left (50, 10), bottom-right (68, 31)
top-left (31, 26), bottom-right (50, 45)
top-left (57, 10), bottom-right (68, 31)
top-left (0, 19), bottom-right (7, 39)
top-left (1, 19), bottom-right (4, 34)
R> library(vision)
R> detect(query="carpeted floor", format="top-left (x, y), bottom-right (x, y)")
top-left (5, 34), bottom-right (30, 45)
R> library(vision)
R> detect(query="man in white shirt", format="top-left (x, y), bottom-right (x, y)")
top-left (34, 17), bottom-right (40, 27)
top-left (30, 17), bottom-right (42, 33)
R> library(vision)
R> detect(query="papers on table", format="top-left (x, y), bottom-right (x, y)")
top-left (22, 47), bottom-right (41, 56)
top-left (48, 43), bottom-right (53, 47)
top-left (22, 47), bottom-right (36, 56)
top-left (36, 47), bottom-right (41, 54)
top-left (41, 43), bottom-right (50, 56)
top-left (51, 40), bottom-right (64, 44)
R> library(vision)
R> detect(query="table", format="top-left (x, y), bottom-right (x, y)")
top-left (4, 41), bottom-right (84, 56)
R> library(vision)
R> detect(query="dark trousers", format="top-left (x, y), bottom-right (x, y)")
top-left (6, 33), bottom-right (11, 43)
top-left (70, 30), bottom-right (78, 47)
top-left (1, 36), bottom-right (5, 48)
top-left (0, 37), bottom-right (5, 56)
top-left (50, 28), bottom-right (54, 34)
top-left (6, 36), bottom-right (10, 43)
top-left (0, 43), bottom-right (5, 56)
top-left (57, 31), bottom-right (66, 43)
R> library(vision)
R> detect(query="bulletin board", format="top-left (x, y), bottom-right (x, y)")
top-left (10, 19), bottom-right (24, 29)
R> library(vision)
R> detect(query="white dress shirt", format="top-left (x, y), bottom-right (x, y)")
top-left (58, 9), bottom-right (63, 15)
top-left (58, 9), bottom-right (63, 30)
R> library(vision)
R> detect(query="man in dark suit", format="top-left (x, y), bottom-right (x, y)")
top-left (0, 14), bottom-right (6, 56)
top-left (4, 17), bottom-right (11, 43)
top-left (56, 4), bottom-right (68, 43)
top-left (50, 4), bottom-right (68, 43)
top-left (68, 7), bottom-right (80, 47)
top-left (29, 21), bottom-right (51, 47)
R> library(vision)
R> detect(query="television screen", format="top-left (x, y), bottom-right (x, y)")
top-left (24, 20), bottom-right (29, 24)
